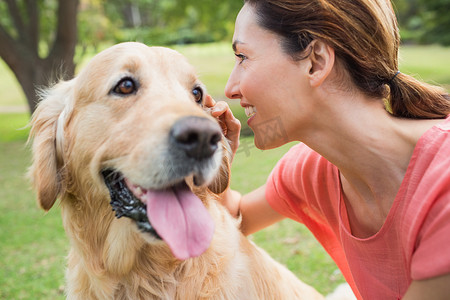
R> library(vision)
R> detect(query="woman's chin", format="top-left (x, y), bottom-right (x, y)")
top-left (254, 134), bottom-right (284, 150)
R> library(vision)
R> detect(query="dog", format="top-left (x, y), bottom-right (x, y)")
top-left (28, 42), bottom-right (325, 299)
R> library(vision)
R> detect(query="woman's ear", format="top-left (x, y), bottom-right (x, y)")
top-left (307, 40), bottom-right (335, 87)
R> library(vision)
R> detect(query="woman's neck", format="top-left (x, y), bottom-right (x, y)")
top-left (297, 92), bottom-right (441, 236)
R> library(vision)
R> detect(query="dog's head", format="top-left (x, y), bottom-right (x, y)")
top-left (29, 42), bottom-right (231, 260)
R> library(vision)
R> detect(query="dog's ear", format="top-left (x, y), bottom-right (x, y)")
top-left (28, 80), bottom-right (74, 211)
top-left (207, 140), bottom-right (231, 194)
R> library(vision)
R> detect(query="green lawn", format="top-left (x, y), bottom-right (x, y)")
top-left (399, 45), bottom-right (450, 90)
top-left (0, 60), bottom-right (28, 107)
top-left (0, 140), bottom-right (67, 299)
top-left (1, 43), bottom-right (449, 298)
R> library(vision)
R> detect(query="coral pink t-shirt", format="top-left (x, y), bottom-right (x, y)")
top-left (266, 116), bottom-right (450, 299)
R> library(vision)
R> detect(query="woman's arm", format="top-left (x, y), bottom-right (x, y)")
top-left (222, 185), bottom-right (285, 236)
top-left (402, 273), bottom-right (450, 299)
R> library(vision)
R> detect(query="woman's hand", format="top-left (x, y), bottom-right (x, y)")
top-left (205, 95), bottom-right (241, 158)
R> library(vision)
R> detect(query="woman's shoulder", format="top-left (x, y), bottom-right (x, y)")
top-left (281, 142), bottom-right (331, 165)
top-left (435, 114), bottom-right (450, 131)
top-left (416, 115), bottom-right (450, 157)
top-left (271, 142), bottom-right (338, 191)
top-left (400, 115), bottom-right (450, 230)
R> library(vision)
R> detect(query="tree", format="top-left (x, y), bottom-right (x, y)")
top-left (0, 0), bottom-right (79, 114)
top-left (419, 0), bottom-right (450, 45)
top-left (393, 0), bottom-right (450, 45)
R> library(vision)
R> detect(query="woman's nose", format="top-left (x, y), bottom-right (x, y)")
top-left (224, 68), bottom-right (241, 100)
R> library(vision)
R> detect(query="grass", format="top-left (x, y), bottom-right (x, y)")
top-left (399, 44), bottom-right (450, 90)
top-left (0, 113), bottom-right (30, 142)
top-left (0, 130), bottom-right (68, 299)
top-left (1, 43), bottom-right (450, 298)
top-left (173, 42), bottom-right (235, 101)
top-left (0, 60), bottom-right (28, 108)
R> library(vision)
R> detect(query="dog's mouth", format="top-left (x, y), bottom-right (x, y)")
top-left (101, 169), bottom-right (215, 260)
top-left (102, 170), bottom-right (159, 237)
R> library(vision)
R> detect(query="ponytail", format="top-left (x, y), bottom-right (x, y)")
top-left (388, 73), bottom-right (450, 119)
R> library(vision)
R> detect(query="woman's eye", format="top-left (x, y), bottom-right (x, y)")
top-left (192, 87), bottom-right (203, 104)
top-left (235, 53), bottom-right (246, 64)
top-left (113, 78), bottom-right (137, 95)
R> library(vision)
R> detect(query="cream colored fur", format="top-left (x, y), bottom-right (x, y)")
top-left (29, 42), bottom-right (324, 300)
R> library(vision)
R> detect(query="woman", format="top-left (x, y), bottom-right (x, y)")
top-left (207, 0), bottom-right (450, 299)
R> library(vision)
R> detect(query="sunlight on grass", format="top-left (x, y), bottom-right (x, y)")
top-left (0, 113), bottom-right (30, 142)
top-left (0, 60), bottom-right (27, 107)
top-left (399, 45), bottom-right (450, 90)
top-left (173, 42), bottom-right (235, 100)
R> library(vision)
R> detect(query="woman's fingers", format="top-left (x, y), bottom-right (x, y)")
top-left (205, 96), bottom-right (241, 157)
top-left (205, 95), bottom-right (216, 108)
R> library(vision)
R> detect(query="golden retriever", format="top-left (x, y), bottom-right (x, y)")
top-left (28, 42), bottom-right (324, 299)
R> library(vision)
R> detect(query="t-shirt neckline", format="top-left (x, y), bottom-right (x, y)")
top-left (337, 116), bottom-right (450, 241)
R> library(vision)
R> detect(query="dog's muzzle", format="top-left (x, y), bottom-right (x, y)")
top-left (101, 116), bottom-right (222, 260)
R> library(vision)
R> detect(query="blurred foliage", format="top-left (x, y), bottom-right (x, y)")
top-left (77, 0), bottom-right (449, 47)
top-left (418, 0), bottom-right (450, 46)
top-left (0, 0), bottom-right (59, 57)
top-left (79, 0), bottom-right (242, 48)
top-left (393, 0), bottom-right (450, 45)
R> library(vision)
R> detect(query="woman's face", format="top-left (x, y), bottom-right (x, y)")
top-left (225, 4), bottom-right (313, 149)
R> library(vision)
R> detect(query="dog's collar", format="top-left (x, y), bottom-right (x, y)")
top-left (55, 106), bottom-right (68, 165)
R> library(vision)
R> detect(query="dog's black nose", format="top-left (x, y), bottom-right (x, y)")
top-left (170, 116), bottom-right (222, 160)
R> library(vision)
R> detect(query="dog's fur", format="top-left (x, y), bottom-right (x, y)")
top-left (29, 42), bottom-right (324, 299)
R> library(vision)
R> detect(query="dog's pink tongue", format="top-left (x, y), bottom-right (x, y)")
top-left (144, 184), bottom-right (215, 260)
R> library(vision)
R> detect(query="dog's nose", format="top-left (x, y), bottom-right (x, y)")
top-left (170, 116), bottom-right (222, 160)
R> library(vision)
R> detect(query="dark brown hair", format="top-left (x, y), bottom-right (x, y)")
top-left (244, 0), bottom-right (450, 119)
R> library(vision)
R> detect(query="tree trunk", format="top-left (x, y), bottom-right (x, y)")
top-left (0, 0), bottom-right (79, 114)
top-left (11, 54), bottom-right (56, 114)
top-left (121, 3), bottom-right (142, 28)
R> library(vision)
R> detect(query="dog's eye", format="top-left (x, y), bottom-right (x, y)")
top-left (192, 87), bottom-right (203, 104)
top-left (113, 78), bottom-right (137, 95)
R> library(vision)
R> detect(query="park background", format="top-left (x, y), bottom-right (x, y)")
top-left (0, 0), bottom-right (449, 298)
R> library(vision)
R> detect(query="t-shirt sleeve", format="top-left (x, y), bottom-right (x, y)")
top-left (411, 190), bottom-right (450, 280)
top-left (265, 143), bottom-right (308, 222)
top-left (265, 143), bottom-right (340, 225)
